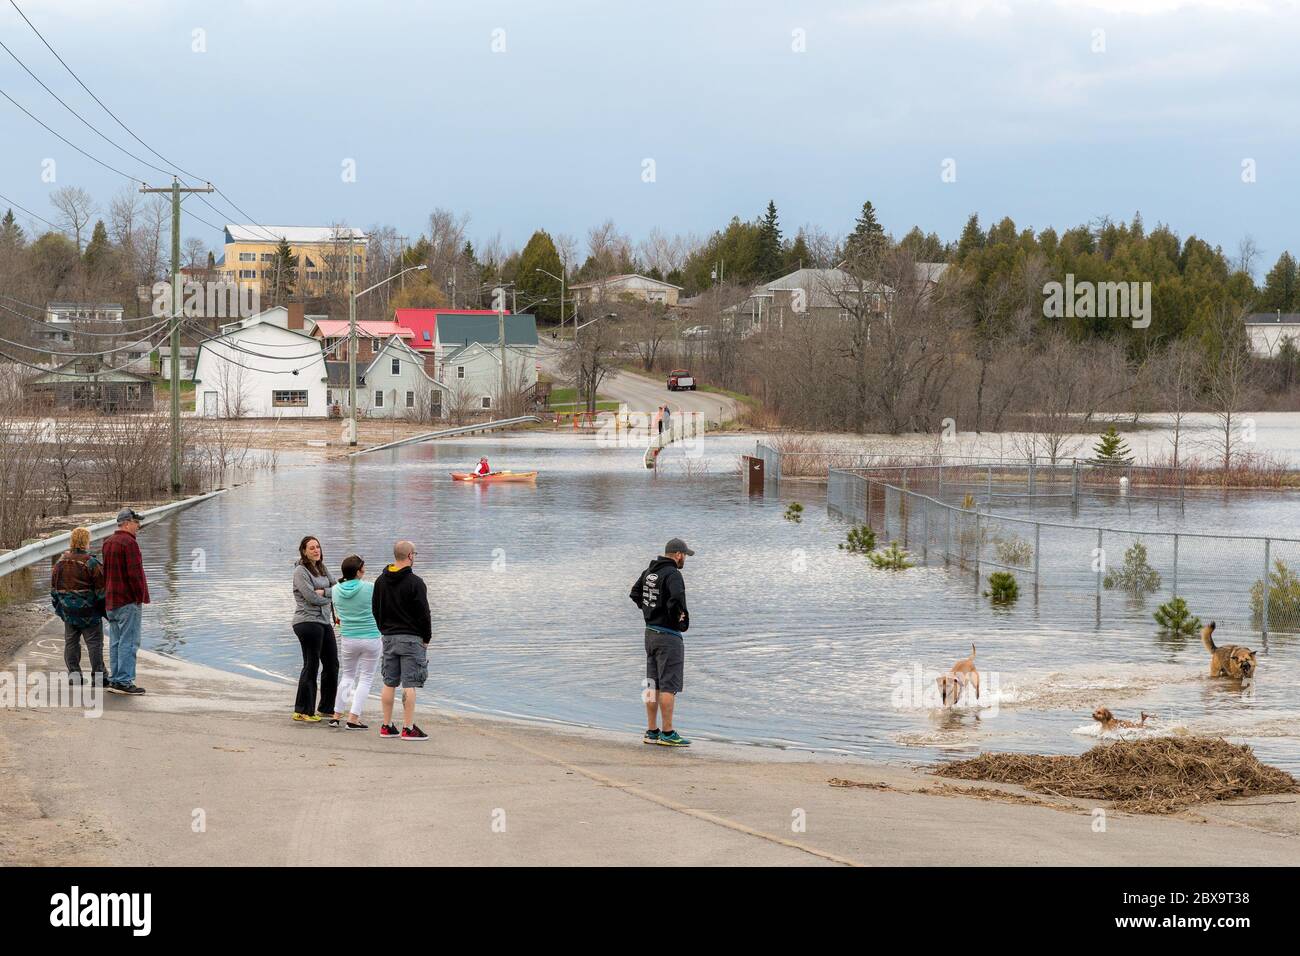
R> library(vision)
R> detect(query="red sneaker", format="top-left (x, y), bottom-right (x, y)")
top-left (400, 725), bottom-right (429, 741)
top-left (379, 724), bottom-right (401, 738)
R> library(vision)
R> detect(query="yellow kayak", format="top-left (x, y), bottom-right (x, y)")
top-left (450, 471), bottom-right (538, 482)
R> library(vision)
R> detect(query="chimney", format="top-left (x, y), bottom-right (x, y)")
top-left (287, 302), bottom-right (305, 330)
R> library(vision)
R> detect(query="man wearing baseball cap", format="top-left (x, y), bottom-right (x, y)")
top-left (629, 537), bottom-right (694, 747)
top-left (101, 507), bottom-right (150, 695)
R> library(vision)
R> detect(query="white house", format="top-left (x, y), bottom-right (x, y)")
top-left (569, 274), bottom-right (682, 307)
top-left (192, 308), bottom-right (328, 418)
top-left (1245, 313), bottom-right (1300, 356)
top-left (326, 336), bottom-right (450, 421)
top-left (438, 341), bottom-right (535, 414)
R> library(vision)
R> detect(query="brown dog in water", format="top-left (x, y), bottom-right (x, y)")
top-left (1091, 707), bottom-right (1152, 732)
top-left (1202, 621), bottom-right (1257, 680)
top-left (936, 643), bottom-right (980, 707)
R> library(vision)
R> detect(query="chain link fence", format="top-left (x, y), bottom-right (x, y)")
top-left (828, 466), bottom-right (1298, 642)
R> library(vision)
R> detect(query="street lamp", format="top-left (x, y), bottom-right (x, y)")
top-left (534, 267), bottom-right (566, 336)
top-left (347, 263), bottom-right (427, 446)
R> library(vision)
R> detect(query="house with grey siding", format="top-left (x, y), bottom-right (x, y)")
top-left (327, 336), bottom-right (450, 421)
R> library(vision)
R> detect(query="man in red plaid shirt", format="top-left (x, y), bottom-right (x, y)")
top-left (101, 507), bottom-right (150, 695)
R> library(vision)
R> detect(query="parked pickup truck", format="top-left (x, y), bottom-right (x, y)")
top-left (667, 369), bottom-right (696, 391)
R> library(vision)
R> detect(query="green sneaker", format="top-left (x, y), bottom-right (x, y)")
top-left (643, 728), bottom-right (661, 744)
top-left (656, 730), bottom-right (691, 747)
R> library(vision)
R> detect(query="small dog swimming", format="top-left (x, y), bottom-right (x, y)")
top-left (936, 643), bottom-right (980, 707)
top-left (1091, 707), bottom-right (1152, 732)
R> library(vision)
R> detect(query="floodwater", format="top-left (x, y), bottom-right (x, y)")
top-left (131, 430), bottom-right (1300, 771)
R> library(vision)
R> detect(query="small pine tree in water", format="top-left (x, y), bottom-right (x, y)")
top-left (1251, 559), bottom-right (1300, 631)
top-left (1153, 596), bottom-right (1200, 635)
top-left (984, 571), bottom-right (1019, 605)
top-left (784, 502), bottom-right (804, 523)
top-left (1103, 541), bottom-right (1162, 596)
top-left (868, 541), bottom-right (914, 570)
top-left (840, 524), bottom-right (877, 554)
top-left (1092, 425), bottom-right (1132, 466)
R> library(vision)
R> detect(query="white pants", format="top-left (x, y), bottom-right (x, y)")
top-left (334, 638), bottom-right (382, 717)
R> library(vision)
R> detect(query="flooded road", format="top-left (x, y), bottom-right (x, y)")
top-left (132, 431), bottom-right (1300, 771)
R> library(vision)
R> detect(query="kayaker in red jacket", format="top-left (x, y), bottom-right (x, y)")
top-left (473, 457), bottom-right (491, 477)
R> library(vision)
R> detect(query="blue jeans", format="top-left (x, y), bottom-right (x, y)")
top-left (107, 603), bottom-right (143, 686)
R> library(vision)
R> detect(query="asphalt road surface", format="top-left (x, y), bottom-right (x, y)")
top-left (537, 341), bottom-right (738, 424)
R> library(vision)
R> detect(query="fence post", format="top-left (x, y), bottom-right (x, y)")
top-left (1096, 529), bottom-right (1104, 623)
top-left (1072, 460), bottom-right (1080, 513)
top-left (923, 501), bottom-right (930, 564)
top-left (1172, 533), bottom-right (1178, 598)
top-left (1033, 521), bottom-right (1041, 601)
top-left (974, 511), bottom-right (982, 591)
top-left (987, 465), bottom-right (993, 507)
top-left (938, 461), bottom-right (943, 497)
top-left (1263, 538), bottom-right (1271, 640)
top-left (866, 477), bottom-right (873, 528)
top-left (1028, 455), bottom-right (1036, 496)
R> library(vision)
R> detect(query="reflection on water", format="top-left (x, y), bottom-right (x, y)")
top-left (131, 433), bottom-right (1300, 771)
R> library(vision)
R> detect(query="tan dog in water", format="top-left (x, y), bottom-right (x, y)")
top-left (1202, 621), bottom-right (1257, 680)
top-left (1091, 707), bottom-right (1152, 732)
top-left (936, 643), bottom-right (979, 707)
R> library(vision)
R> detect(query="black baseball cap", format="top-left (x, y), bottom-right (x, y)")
top-left (665, 537), bottom-right (695, 556)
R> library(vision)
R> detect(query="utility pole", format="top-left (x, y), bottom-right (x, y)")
top-left (348, 233), bottom-right (358, 446)
top-left (140, 177), bottom-right (213, 494)
top-left (495, 286), bottom-right (506, 413)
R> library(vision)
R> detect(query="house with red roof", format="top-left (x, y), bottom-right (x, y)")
top-left (393, 309), bottom-right (507, 371)
top-left (309, 318), bottom-right (413, 363)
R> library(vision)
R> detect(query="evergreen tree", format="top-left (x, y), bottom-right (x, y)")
top-left (0, 208), bottom-right (24, 248)
top-left (1260, 252), bottom-right (1298, 313)
top-left (784, 230), bottom-right (811, 272)
top-left (755, 200), bottom-right (783, 279)
top-left (1092, 425), bottom-right (1132, 465)
top-left (515, 229), bottom-right (564, 324)
top-left (264, 237), bottom-right (297, 305)
top-left (955, 213), bottom-right (985, 262)
top-left (844, 200), bottom-right (887, 270)
top-left (83, 219), bottom-right (111, 272)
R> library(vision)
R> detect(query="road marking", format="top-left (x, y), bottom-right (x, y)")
top-left (455, 717), bottom-right (862, 867)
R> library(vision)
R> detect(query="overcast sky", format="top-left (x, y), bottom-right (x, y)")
top-left (1, 0), bottom-right (1297, 269)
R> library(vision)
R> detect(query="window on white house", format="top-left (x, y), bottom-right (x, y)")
top-left (391, 358), bottom-right (400, 375)
top-left (374, 390), bottom-right (384, 408)
top-left (239, 252), bottom-right (256, 262)
top-left (272, 390), bottom-right (308, 407)
top-left (405, 390), bottom-right (415, 408)
top-left (457, 366), bottom-right (465, 379)
top-left (481, 396), bottom-right (492, 409)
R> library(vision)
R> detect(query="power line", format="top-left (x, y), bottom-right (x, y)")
top-left (6, 0), bottom-right (284, 244)
top-left (0, 85), bottom-right (145, 185)
top-left (0, 36), bottom-right (176, 180)
top-left (0, 189), bottom-right (66, 235)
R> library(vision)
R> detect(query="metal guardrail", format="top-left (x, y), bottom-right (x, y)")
top-left (754, 441), bottom-right (782, 486)
top-left (0, 488), bottom-right (228, 580)
top-left (348, 416), bottom-right (543, 456)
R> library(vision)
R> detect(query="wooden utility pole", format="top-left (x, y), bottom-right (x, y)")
top-left (140, 177), bottom-right (214, 493)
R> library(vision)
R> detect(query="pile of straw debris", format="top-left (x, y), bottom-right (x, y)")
top-left (933, 737), bottom-right (1298, 814)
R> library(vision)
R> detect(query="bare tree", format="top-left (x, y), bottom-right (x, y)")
top-left (1154, 338), bottom-right (1204, 469)
top-left (1202, 305), bottom-right (1255, 474)
top-left (50, 186), bottom-right (97, 252)
top-left (183, 237), bottom-right (207, 269)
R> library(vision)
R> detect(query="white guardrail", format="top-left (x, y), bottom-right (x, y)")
top-left (348, 416), bottom-right (542, 456)
top-left (0, 488), bottom-right (227, 580)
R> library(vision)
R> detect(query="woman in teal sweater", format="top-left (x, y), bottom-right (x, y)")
top-left (330, 554), bottom-right (383, 729)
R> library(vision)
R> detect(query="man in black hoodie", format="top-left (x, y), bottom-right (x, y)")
top-left (630, 537), bottom-right (694, 747)
top-left (372, 540), bottom-right (432, 741)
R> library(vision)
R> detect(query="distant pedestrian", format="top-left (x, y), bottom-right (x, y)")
top-left (50, 527), bottom-right (108, 686)
top-left (372, 540), bottom-right (431, 741)
top-left (662, 404), bottom-right (672, 438)
top-left (291, 535), bottom-right (339, 723)
top-left (102, 507), bottom-right (150, 695)
top-left (330, 554), bottom-right (382, 729)
top-left (630, 537), bottom-right (694, 747)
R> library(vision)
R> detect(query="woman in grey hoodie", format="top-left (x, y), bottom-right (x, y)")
top-left (292, 535), bottom-right (339, 721)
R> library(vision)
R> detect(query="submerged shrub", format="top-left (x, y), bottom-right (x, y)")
top-left (868, 541), bottom-right (914, 571)
top-left (1103, 541), bottom-right (1162, 597)
top-left (839, 524), bottom-right (877, 554)
top-left (984, 571), bottom-right (1019, 605)
top-left (1153, 596), bottom-right (1200, 635)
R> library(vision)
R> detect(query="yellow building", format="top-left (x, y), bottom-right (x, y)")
top-left (219, 225), bottom-right (368, 298)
